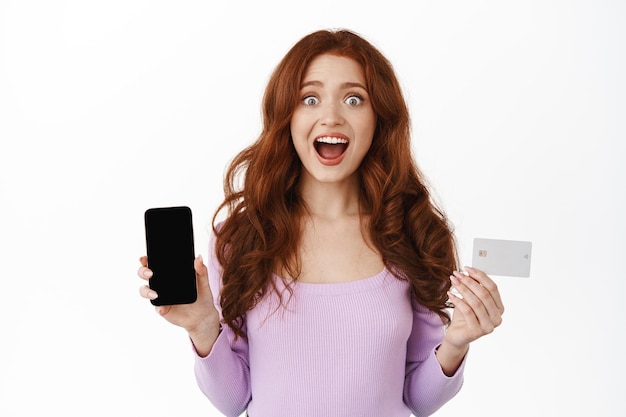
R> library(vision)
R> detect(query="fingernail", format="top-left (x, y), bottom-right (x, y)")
top-left (448, 289), bottom-right (463, 300)
top-left (143, 269), bottom-right (153, 278)
top-left (450, 274), bottom-right (460, 284)
top-left (449, 287), bottom-right (463, 299)
top-left (148, 291), bottom-right (158, 300)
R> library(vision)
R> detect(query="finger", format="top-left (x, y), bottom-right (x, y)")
top-left (195, 255), bottom-right (207, 278)
top-left (194, 255), bottom-right (212, 294)
top-left (137, 265), bottom-right (153, 281)
top-left (465, 266), bottom-right (505, 314)
top-left (155, 305), bottom-right (171, 316)
top-left (451, 272), bottom-right (489, 318)
top-left (453, 270), bottom-right (500, 317)
top-left (139, 256), bottom-right (148, 267)
top-left (139, 285), bottom-right (158, 300)
top-left (447, 290), bottom-right (479, 328)
top-left (451, 272), bottom-right (499, 332)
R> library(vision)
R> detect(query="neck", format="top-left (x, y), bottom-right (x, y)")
top-left (298, 173), bottom-right (361, 220)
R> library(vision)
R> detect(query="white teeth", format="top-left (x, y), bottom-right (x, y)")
top-left (316, 136), bottom-right (348, 144)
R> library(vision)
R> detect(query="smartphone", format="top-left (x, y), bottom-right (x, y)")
top-left (472, 238), bottom-right (532, 278)
top-left (144, 206), bottom-right (197, 305)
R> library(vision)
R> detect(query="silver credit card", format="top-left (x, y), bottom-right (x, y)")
top-left (472, 238), bottom-right (532, 278)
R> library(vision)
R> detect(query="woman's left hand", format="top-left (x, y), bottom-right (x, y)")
top-left (445, 266), bottom-right (505, 349)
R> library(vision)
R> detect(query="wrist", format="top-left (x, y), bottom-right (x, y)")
top-left (436, 339), bottom-right (469, 376)
top-left (440, 337), bottom-right (469, 357)
top-left (187, 313), bottom-right (221, 357)
top-left (186, 307), bottom-right (220, 332)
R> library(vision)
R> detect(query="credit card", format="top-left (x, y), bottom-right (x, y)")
top-left (471, 238), bottom-right (532, 278)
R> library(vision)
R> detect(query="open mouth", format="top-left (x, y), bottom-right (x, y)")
top-left (314, 136), bottom-right (349, 162)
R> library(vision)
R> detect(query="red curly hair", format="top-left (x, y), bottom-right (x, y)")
top-left (213, 29), bottom-right (458, 339)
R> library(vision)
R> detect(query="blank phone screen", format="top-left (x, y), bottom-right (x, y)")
top-left (144, 206), bottom-right (197, 305)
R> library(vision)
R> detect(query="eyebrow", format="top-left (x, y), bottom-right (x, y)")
top-left (300, 80), bottom-right (368, 91)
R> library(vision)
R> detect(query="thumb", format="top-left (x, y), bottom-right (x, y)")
top-left (194, 255), bottom-right (212, 295)
top-left (194, 255), bottom-right (208, 279)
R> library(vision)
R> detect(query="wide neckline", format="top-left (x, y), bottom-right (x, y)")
top-left (273, 267), bottom-right (396, 296)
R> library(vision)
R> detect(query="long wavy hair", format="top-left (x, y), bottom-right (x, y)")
top-left (213, 29), bottom-right (458, 339)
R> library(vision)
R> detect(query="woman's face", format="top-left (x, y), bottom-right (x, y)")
top-left (290, 54), bottom-right (376, 187)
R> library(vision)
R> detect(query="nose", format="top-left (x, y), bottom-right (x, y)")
top-left (320, 102), bottom-right (344, 126)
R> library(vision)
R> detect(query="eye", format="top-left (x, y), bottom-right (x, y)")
top-left (345, 95), bottom-right (363, 106)
top-left (302, 95), bottom-right (320, 106)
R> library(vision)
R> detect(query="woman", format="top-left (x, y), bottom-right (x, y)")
top-left (138, 29), bottom-right (504, 417)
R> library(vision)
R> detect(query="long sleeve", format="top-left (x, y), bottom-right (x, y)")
top-left (192, 232), bottom-right (251, 417)
top-left (403, 297), bottom-right (466, 416)
top-left (191, 228), bottom-right (465, 416)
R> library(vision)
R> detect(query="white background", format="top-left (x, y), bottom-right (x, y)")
top-left (1, 1), bottom-right (624, 416)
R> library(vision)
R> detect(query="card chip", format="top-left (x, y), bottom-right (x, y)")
top-left (479, 250), bottom-right (488, 257)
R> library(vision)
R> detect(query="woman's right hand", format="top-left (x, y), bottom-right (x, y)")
top-left (138, 255), bottom-right (221, 356)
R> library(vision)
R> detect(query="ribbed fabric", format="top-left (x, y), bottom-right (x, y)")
top-left (194, 232), bottom-right (465, 417)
